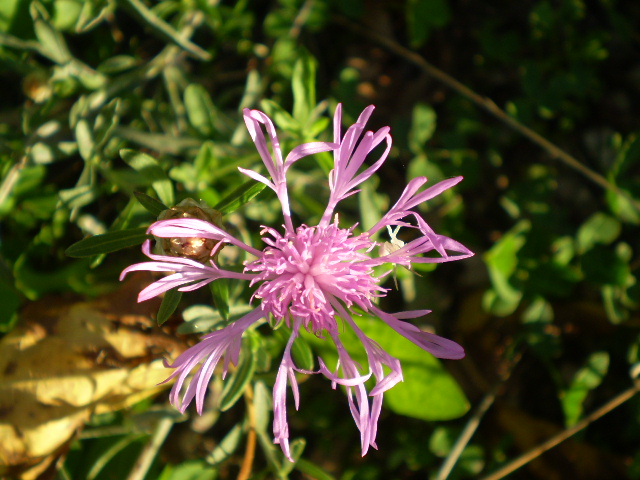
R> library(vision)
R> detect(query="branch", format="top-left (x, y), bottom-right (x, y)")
top-left (335, 16), bottom-right (640, 212)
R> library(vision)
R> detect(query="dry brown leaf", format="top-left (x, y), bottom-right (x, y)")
top-left (0, 277), bottom-right (187, 480)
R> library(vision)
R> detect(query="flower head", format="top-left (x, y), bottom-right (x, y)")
top-left (121, 104), bottom-right (473, 460)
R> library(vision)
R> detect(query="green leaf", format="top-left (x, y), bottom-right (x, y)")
top-left (210, 279), bottom-right (229, 320)
top-left (279, 438), bottom-right (306, 475)
top-left (180, 305), bottom-right (223, 334)
top-left (157, 288), bottom-right (182, 325)
top-left (98, 55), bottom-right (138, 73)
top-left (582, 245), bottom-right (630, 286)
top-left (184, 84), bottom-right (216, 137)
top-left (409, 103), bottom-right (437, 154)
top-left (65, 227), bottom-right (149, 257)
top-left (30, 1), bottom-right (72, 64)
top-left (253, 380), bottom-right (271, 433)
top-left (207, 424), bottom-right (243, 465)
top-left (75, 118), bottom-right (95, 161)
top-left (292, 54), bottom-right (317, 124)
top-left (213, 180), bottom-right (266, 215)
top-left (382, 341), bottom-right (469, 421)
top-left (606, 188), bottom-right (640, 225)
top-left (220, 335), bottom-right (258, 411)
top-left (120, 0), bottom-right (211, 61)
top-left (576, 212), bottom-right (621, 253)
top-left (291, 334), bottom-right (315, 372)
top-left (561, 351), bottom-right (609, 426)
top-left (120, 149), bottom-right (174, 206)
top-left (358, 178), bottom-right (384, 234)
top-left (178, 304), bottom-right (254, 335)
top-left (295, 459), bottom-right (336, 480)
top-left (0, 0), bottom-right (20, 31)
top-left (260, 99), bottom-right (299, 133)
top-left (134, 191), bottom-right (168, 217)
top-left (406, 0), bottom-right (451, 47)
top-left (302, 314), bottom-right (469, 420)
top-left (58, 184), bottom-right (97, 209)
top-left (158, 460), bottom-right (217, 480)
top-left (483, 220), bottom-right (529, 315)
top-left (52, 0), bottom-right (82, 32)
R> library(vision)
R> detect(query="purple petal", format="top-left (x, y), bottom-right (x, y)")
top-left (163, 308), bottom-right (264, 413)
top-left (284, 141), bottom-right (339, 169)
top-left (372, 305), bottom-right (465, 360)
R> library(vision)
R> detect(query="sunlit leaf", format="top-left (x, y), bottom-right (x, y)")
top-left (561, 351), bottom-right (609, 426)
top-left (576, 212), bottom-right (621, 253)
top-left (30, 1), bottom-right (71, 64)
top-left (184, 84), bottom-right (216, 137)
top-left (483, 220), bottom-right (529, 315)
top-left (207, 424), bottom-right (243, 465)
top-left (292, 54), bottom-right (317, 124)
top-left (302, 314), bottom-right (469, 421)
top-left (120, 149), bottom-right (174, 206)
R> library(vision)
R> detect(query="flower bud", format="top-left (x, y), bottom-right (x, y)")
top-left (157, 199), bottom-right (224, 263)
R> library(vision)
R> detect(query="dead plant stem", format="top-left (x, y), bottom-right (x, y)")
top-left (480, 382), bottom-right (640, 480)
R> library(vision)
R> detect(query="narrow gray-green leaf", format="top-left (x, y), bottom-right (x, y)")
top-left (157, 288), bottom-right (182, 326)
top-left (65, 227), bottom-right (149, 257)
top-left (30, 1), bottom-right (71, 64)
top-left (280, 439), bottom-right (306, 475)
top-left (75, 118), bottom-right (95, 161)
top-left (134, 191), bottom-right (168, 217)
top-left (576, 212), bottom-right (622, 253)
top-left (213, 181), bottom-right (266, 215)
top-left (295, 459), bottom-right (336, 480)
top-left (120, 149), bottom-right (174, 206)
top-left (58, 184), bottom-right (97, 209)
top-left (292, 54), bottom-right (317, 124)
top-left (114, 127), bottom-right (202, 155)
top-left (121, 0), bottom-right (211, 61)
top-left (207, 424), bottom-right (243, 465)
top-left (210, 279), bottom-right (229, 321)
top-left (185, 84), bottom-right (216, 136)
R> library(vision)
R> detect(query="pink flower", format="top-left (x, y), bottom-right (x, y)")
top-left (121, 104), bottom-right (473, 461)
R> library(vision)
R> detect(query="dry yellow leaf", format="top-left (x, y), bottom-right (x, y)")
top-left (0, 278), bottom-right (187, 480)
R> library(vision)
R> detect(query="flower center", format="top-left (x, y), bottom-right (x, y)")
top-left (245, 222), bottom-right (385, 334)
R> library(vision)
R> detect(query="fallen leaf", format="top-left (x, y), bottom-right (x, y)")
top-left (0, 276), bottom-right (187, 480)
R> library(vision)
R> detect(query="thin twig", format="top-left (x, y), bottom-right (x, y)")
top-left (480, 382), bottom-right (640, 480)
top-left (118, 0), bottom-right (211, 61)
top-left (436, 387), bottom-right (498, 480)
top-left (436, 353), bottom-right (521, 480)
top-left (335, 16), bottom-right (640, 212)
top-left (289, 0), bottom-right (314, 40)
top-left (126, 415), bottom-right (175, 480)
top-left (238, 384), bottom-right (257, 480)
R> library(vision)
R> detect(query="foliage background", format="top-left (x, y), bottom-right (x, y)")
top-left (1, 0), bottom-right (639, 479)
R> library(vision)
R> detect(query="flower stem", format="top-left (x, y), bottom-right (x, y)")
top-left (238, 384), bottom-right (257, 480)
